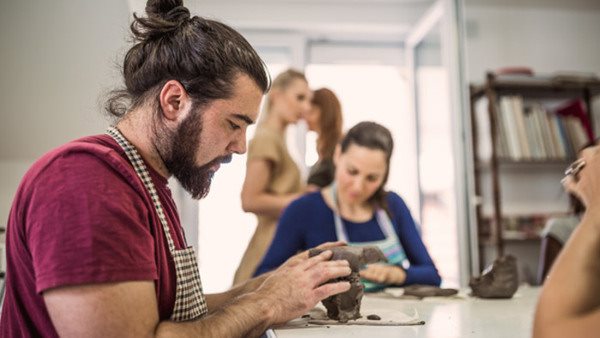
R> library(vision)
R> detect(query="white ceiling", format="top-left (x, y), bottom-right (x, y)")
top-left (465, 0), bottom-right (600, 11)
top-left (125, 0), bottom-right (600, 43)
top-left (126, 0), bottom-right (435, 42)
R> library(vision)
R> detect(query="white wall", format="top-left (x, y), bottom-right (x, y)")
top-left (464, 0), bottom-right (600, 215)
top-left (0, 0), bottom-right (130, 224)
top-left (464, 1), bottom-right (600, 82)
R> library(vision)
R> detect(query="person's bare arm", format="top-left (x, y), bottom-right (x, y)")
top-left (534, 146), bottom-right (600, 337)
top-left (204, 273), bottom-right (268, 313)
top-left (241, 159), bottom-right (302, 218)
top-left (44, 251), bottom-right (350, 338)
top-left (44, 280), bottom-right (272, 338)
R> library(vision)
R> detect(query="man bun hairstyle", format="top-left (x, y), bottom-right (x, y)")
top-left (106, 0), bottom-right (270, 118)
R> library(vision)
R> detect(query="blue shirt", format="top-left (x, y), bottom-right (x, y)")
top-left (254, 191), bottom-right (441, 286)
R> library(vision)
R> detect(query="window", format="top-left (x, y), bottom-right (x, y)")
top-left (198, 49), bottom-right (292, 293)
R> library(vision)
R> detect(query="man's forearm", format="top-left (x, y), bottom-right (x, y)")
top-left (205, 274), bottom-right (269, 313)
top-left (534, 214), bottom-right (600, 337)
top-left (544, 216), bottom-right (600, 313)
top-left (156, 291), bottom-right (273, 338)
top-left (233, 273), bottom-right (269, 295)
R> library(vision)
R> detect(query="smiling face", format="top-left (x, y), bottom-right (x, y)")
top-left (334, 144), bottom-right (388, 205)
top-left (156, 73), bottom-right (263, 199)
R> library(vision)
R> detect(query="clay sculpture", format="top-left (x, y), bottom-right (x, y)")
top-left (469, 254), bottom-right (519, 298)
top-left (309, 246), bottom-right (387, 322)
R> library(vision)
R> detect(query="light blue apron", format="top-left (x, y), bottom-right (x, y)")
top-left (330, 182), bottom-right (407, 292)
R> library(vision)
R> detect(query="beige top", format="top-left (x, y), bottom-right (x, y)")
top-left (247, 127), bottom-right (302, 225)
top-left (233, 127), bottom-right (302, 284)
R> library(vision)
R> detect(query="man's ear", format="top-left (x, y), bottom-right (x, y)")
top-left (159, 80), bottom-right (191, 121)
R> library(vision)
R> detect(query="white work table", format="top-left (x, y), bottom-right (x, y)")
top-left (271, 286), bottom-right (540, 338)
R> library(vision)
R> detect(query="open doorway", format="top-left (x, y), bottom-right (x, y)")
top-left (195, 0), bottom-right (469, 292)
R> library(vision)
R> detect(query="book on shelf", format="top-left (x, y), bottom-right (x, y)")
top-left (563, 116), bottom-right (589, 154)
top-left (551, 71), bottom-right (600, 84)
top-left (498, 97), bottom-right (522, 159)
top-left (512, 96), bottom-right (531, 159)
top-left (547, 112), bottom-right (567, 159)
top-left (492, 96), bottom-right (592, 162)
top-left (480, 213), bottom-right (571, 240)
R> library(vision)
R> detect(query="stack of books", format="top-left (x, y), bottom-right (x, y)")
top-left (495, 97), bottom-right (591, 161)
top-left (481, 214), bottom-right (568, 240)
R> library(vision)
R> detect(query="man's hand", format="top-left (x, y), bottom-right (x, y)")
top-left (563, 145), bottom-right (600, 211)
top-left (360, 264), bottom-right (406, 285)
top-left (283, 241), bottom-right (347, 268)
top-left (255, 250), bottom-right (351, 325)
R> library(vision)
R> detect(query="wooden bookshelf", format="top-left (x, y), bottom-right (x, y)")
top-left (470, 71), bottom-right (600, 271)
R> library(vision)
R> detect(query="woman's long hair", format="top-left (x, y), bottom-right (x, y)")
top-left (312, 88), bottom-right (343, 159)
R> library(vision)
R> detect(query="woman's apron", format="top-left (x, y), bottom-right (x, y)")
top-left (107, 127), bottom-right (208, 321)
top-left (330, 183), bottom-right (407, 292)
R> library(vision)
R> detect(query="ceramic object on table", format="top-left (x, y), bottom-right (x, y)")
top-left (309, 246), bottom-right (387, 322)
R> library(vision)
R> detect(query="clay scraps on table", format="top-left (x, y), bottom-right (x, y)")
top-left (402, 284), bottom-right (459, 299)
top-left (366, 314), bottom-right (381, 320)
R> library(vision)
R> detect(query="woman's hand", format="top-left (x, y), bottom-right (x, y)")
top-left (360, 264), bottom-right (406, 285)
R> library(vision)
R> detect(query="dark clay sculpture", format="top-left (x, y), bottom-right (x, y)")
top-left (309, 246), bottom-right (387, 322)
top-left (469, 254), bottom-right (519, 299)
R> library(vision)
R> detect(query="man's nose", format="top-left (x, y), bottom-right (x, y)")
top-left (229, 134), bottom-right (247, 155)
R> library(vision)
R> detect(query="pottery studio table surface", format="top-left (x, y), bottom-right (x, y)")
top-left (270, 285), bottom-right (541, 338)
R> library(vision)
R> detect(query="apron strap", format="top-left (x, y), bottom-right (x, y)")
top-left (330, 182), bottom-right (407, 263)
top-left (106, 127), bottom-right (178, 254)
top-left (330, 182), bottom-right (349, 242)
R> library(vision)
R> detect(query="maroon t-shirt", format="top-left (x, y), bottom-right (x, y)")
top-left (0, 135), bottom-right (189, 337)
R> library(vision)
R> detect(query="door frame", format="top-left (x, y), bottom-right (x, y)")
top-left (405, 0), bottom-right (475, 286)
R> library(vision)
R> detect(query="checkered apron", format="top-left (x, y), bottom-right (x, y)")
top-left (107, 127), bottom-right (208, 321)
top-left (330, 182), bottom-right (407, 292)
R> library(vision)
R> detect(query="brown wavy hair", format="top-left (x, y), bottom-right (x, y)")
top-left (340, 121), bottom-right (394, 214)
top-left (312, 88), bottom-right (343, 159)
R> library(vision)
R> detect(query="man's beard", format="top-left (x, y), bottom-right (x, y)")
top-left (155, 110), bottom-right (231, 200)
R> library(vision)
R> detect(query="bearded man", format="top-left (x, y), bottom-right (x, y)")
top-left (0, 1), bottom-right (350, 336)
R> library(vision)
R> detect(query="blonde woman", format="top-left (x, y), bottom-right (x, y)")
top-left (233, 69), bottom-right (312, 285)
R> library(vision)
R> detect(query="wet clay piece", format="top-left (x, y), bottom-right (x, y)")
top-left (309, 246), bottom-right (387, 322)
top-left (469, 255), bottom-right (519, 299)
top-left (367, 314), bottom-right (381, 320)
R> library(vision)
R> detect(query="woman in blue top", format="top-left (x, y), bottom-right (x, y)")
top-left (254, 121), bottom-right (441, 290)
